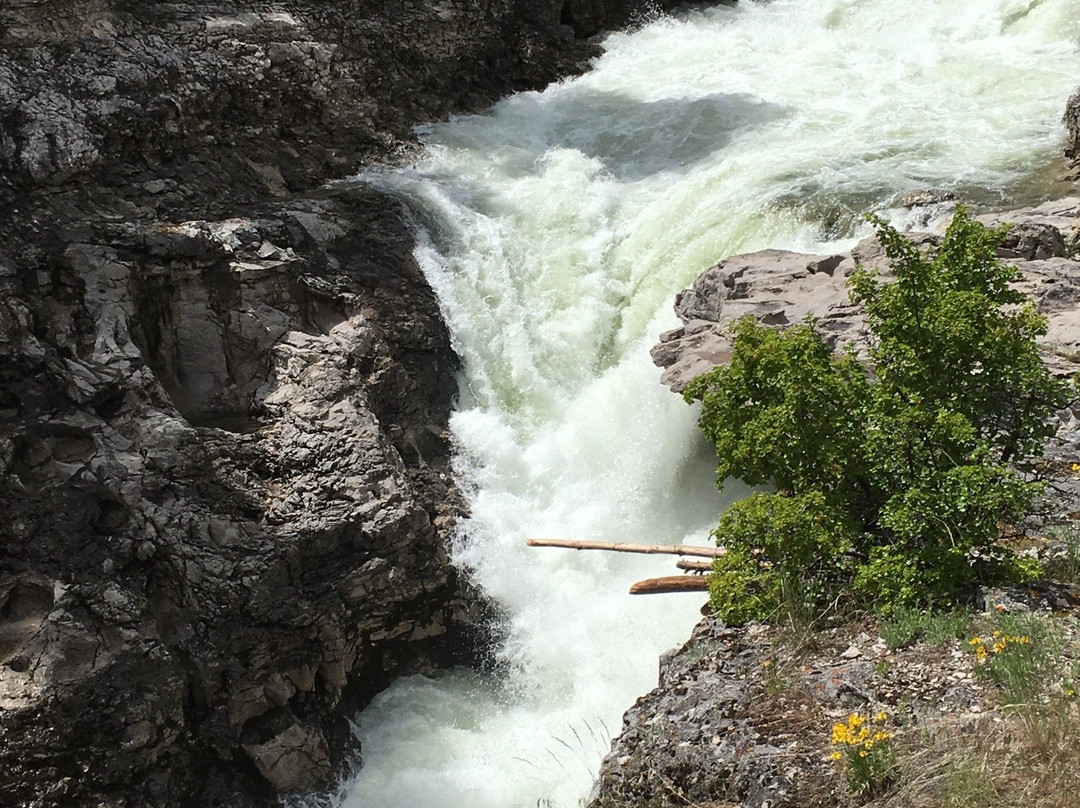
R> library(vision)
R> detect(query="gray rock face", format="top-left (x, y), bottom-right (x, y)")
top-left (0, 188), bottom-right (492, 806)
top-left (588, 603), bottom-right (1080, 808)
top-left (0, 0), bottom-right (676, 805)
top-left (586, 620), bottom-right (840, 808)
top-left (0, 0), bottom-right (671, 201)
top-left (1065, 89), bottom-right (1080, 166)
top-left (653, 198), bottom-right (1080, 393)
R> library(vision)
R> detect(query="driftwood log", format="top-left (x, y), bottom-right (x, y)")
top-left (525, 538), bottom-right (723, 558)
top-left (628, 576), bottom-right (711, 595)
top-left (675, 558), bottom-right (714, 573)
top-left (526, 538), bottom-right (719, 596)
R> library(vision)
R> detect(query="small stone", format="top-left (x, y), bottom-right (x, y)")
top-left (256, 241), bottom-right (282, 259)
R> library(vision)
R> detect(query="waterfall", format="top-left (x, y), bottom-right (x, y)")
top-left (335, 1), bottom-right (1080, 806)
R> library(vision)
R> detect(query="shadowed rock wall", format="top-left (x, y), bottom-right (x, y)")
top-left (0, 1), bottom-right (678, 805)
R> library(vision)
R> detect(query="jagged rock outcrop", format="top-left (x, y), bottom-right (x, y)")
top-left (1065, 89), bottom-right (1080, 168)
top-left (0, 1), bottom-right (678, 805)
top-left (0, 0), bottom-right (670, 206)
top-left (652, 197), bottom-right (1080, 393)
top-left (0, 188), bottom-right (495, 806)
top-left (587, 591), bottom-right (1080, 808)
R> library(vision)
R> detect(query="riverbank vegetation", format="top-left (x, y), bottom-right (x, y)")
top-left (859, 604), bottom-right (1080, 808)
top-left (684, 208), bottom-right (1074, 625)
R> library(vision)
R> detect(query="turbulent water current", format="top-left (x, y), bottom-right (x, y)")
top-left (335, 2), bottom-right (1080, 806)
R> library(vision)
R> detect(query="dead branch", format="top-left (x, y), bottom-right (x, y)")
top-left (629, 576), bottom-right (711, 595)
top-left (526, 538), bottom-right (723, 558)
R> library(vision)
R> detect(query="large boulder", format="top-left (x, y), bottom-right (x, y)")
top-left (652, 198), bottom-right (1080, 393)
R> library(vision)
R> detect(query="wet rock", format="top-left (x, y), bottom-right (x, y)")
top-left (899, 189), bottom-right (959, 209)
top-left (1065, 88), bottom-right (1080, 165)
top-left (242, 720), bottom-right (333, 792)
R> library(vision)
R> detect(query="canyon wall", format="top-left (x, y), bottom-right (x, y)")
top-left (0, 1), bottom-right (676, 805)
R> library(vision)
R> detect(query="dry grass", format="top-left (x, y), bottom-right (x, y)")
top-left (860, 697), bottom-right (1080, 808)
top-left (830, 606), bottom-right (1080, 808)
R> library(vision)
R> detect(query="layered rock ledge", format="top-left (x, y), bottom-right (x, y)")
top-left (652, 197), bottom-right (1080, 394)
top-left (0, 1), bottom-right (678, 805)
top-left (588, 589), bottom-right (1080, 808)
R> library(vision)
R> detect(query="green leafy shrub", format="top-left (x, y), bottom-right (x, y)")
top-left (686, 208), bottom-right (1072, 623)
top-left (708, 491), bottom-right (855, 626)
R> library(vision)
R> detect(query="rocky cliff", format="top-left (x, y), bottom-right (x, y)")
top-left (587, 583), bottom-right (1080, 808)
top-left (0, 1), bottom-right (676, 806)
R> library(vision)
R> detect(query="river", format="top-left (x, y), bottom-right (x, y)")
top-left (333, 1), bottom-right (1080, 806)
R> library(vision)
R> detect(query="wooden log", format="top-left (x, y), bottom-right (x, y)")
top-left (629, 576), bottom-right (711, 595)
top-left (526, 538), bottom-right (723, 558)
top-left (675, 558), bottom-right (714, 573)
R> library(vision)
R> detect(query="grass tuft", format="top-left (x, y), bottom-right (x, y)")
top-left (878, 606), bottom-right (971, 650)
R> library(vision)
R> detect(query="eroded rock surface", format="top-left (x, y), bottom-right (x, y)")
top-left (0, 0), bottom-right (669, 206)
top-left (587, 601), bottom-right (1080, 808)
top-left (1065, 89), bottom-right (1080, 169)
top-left (653, 197), bottom-right (1080, 393)
top-left (0, 188), bottom-right (497, 806)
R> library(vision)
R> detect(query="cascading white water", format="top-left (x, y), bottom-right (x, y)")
top-left (334, 2), bottom-right (1080, 807)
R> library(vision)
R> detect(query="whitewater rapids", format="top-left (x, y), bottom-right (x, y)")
top-left (333, 2), bottom-right (1080, 806)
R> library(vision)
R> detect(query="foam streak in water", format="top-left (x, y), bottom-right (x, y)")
top-left (337, 2), bottom-right (1080, 806)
